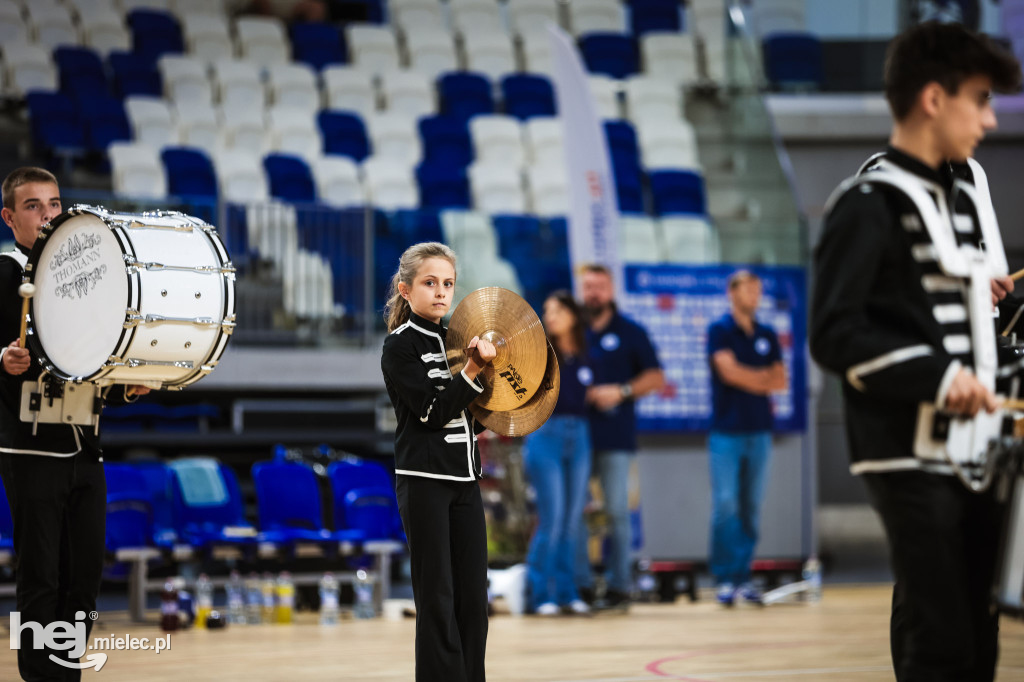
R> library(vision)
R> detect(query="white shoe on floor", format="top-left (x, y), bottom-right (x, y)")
top-left (535, 602), bottom-right (560, 616)
top-left (565, 599), bottom-right (590, 615)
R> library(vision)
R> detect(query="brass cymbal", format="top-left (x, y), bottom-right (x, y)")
top-left (470, 341), bottom-right (560, 438)
top-left (445, 287), bottom-right (547, 411)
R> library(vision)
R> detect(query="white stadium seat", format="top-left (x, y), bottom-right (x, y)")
top-left (568, 0), bottom-right (626, 36)
top-left (346, 25), bottom-right (401, 75)
top-left (361, 155), bottom-right (419, 210)
top-left (2, 42), bottom-right (57, 97)
top-left (660, 215), bottom-right (720, 263)
top-left (158, 54), bottom-right (213, 108)
top-left (470, 115), bottom-right (526, 167)
top-left (526, 163), bottom-right (569, 217)
top-left (523, 116), bottom-right (563, 166)
top-left (125, 96), bottom-right (180, 149)
top-left (625, 75), bottom-right (684, 123)
top-left (312, 156), bottom-right (365, 208)
top-left (462, 30), bottom-right (517, 81)
top-left (213, 148), bottom-right (269, 202)
top-left (322, 66), bottom-right (378, 118)
top-left (266, 104), bottom-right (323, 162)
top-left (265, 62), bottom-right (320, 111)
top-left (379, 69), bottom-right (436, 118)
top-left (234, 16), bottom-right (290, 67)
top-left (469, 162), bottom-right (527, 215)
top-left (108, 141), bottom-right (168, 199)
top-left (365, 112), bottom-right (421, 165)
top-left (211, 59), bottom-right (264, 111)
top-left (181, 14), bottom-right (233, 62)
top-left (641, 33), bottom-right (699, 85)
top-left (620, 214), bottom-right (661, 263)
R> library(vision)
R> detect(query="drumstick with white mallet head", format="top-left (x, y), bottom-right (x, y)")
top-left (18, 282), bottom-right (35, 348)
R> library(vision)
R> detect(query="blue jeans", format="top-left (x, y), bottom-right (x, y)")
top-left (576, 449), bottom-right (633, 594)
top-left (523, 415), bottom-right (592, 608)
top-left (708, 431), bottom-right (772, 585)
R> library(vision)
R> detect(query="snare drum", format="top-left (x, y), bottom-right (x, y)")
top-left (24, 205), bottom-right (235, 389)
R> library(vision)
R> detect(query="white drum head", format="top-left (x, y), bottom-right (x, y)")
top-left (32, 213), bottom-right (129, 379)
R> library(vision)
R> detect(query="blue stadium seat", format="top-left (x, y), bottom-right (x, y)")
top-left (416, 163), bottom-right (471, 209)
top-left (318, 111), bottom-right (370, 162)
top-left (500, 74), bottom-right (557, 120)
top-left (493, 213), bottom-right (540, 265)
top-left (162, 147), bottom-right (218, 200)
top-left (630, 0), bottom-right (683, 35)
top-left (649, 169), bottom-right (707, 215)
top-left (296, 207), bottom-right (366, 314)
top-left (109, 51), bottom-right (162, 98)
top-left (126, 9), bottom-right (184, 63)
top-left (291, 22), bottom-right (347, 70)
top-left (579, 33), bottom-right (639, 79)
top-left (105, 465), bottom-right (155, 553)
top-left (251, 460), bottom-right (363, 550)
top-left (26, 91), bottom-right (85, 153)
top-left (327, 459), bottom-right (402, 541)
top-left (79, 94), bottom-right (132, 153)
top-left (0, 475), bottom-right (13, 555)
top-left (763, 33), bottom-right (823, 90)
top-left (418, 115), bottom-right (474, 168)
top-left (438, 72), bottom-right (495, 122)
top-left (122, 460), bottom-right (179, 549)
top-left (343, 486), bottom-right (403, 541)
top-left (264, 153), bottom-right (317, 203)
top-left (168, 458), bottom-right (258, 553)
top-left (613, 165), bottom-right (644, 213)
top-left (54, 46), bottom-right (107, 97)
top-left (604, 120), bottom-right (644, 212)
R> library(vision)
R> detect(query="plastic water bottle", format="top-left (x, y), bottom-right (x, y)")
top-left (802, 557), bottom-right (822, 603)
top-left (275, 572), bottom-right (295, 624)
top-left (353, 569), bottom-right (375, 619)
top-left (319, 572), bottom-right (339, 626)
top-left (195, 574), bottom-right (213, 628)
top-left (245, 574), bottom-right (263, 624)
top-left (226, 571), bottom-right (245, 625)
top-left (261, 572), bottom-right (276, 623)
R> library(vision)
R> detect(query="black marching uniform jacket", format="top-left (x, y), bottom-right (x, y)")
top-left (811, 147), bottom-right (1005, 477)
top-left (381, 312), bottom-right (487, 481)
top-left (0, 244), bottom-right (132, 458)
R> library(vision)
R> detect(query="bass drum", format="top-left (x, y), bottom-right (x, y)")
top-left (25, 205), bottom-right (236, 389)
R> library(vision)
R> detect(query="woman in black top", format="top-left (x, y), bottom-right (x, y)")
top-left (380, 242), bottom-right (495, 682)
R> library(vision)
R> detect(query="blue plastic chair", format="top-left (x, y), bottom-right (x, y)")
top-left (416, 163), bottom-right (471, 209)
top-left (26, 91), bottom-right (85, 153)
top-left (126, 9), bottom-right (184, 63)
top-left (291, 22), bottom-right (347, 70)
top-left (104, 465), bottom-right (155, 552)
top-left (327, 459), bottom-right (402, 541)
top-left (109, 51), bottom-right (162, 98)
top-left (168, 458), bottom-right (258, 552)
top-left (79, 94), bottom-right (132, 153)
top-left (264, 153), bottom-right (317, 202)
top-left (438, 72), bottom-right (495, 122)
top-left (613, 165), bottom-right (644, 213)
top-left (418, 115), bottom-right (474, 168)
top-left (54, 46), bottom-right (107, 96)
top-left (161, 147), bottom-right (218, 200)
top-left (630, 0), bottom-right (683, 35)
top-left (500, 74), bottom-right (556, 120)
top-left (763, 33), bottom-right (823, 90)
top-left (344, 487), bottom-right (403, 541)
top-left (252, 460), bottom-right (363, 549)
top-left (122, 460), bottom-right (178, 549)
top-left (579, 33), bottom-right (638, 79)
top-left (0, 475), bottom-right (14, 555)
top-left (318, 111), bottom-right (370, 162)
top-left (649, 169), bottom-right (707, 215)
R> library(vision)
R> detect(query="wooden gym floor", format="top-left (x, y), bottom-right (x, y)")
top-left (2, 585), bottom-right (1024, 681)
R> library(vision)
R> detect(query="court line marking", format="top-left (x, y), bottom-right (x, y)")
top-left (551, 667), bottom-right (1024, 682)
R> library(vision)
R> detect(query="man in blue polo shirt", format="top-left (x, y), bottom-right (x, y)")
top-left (707, 270), bottom-right (787, 606)
top-left (580, 264), bottom-right (664, 610)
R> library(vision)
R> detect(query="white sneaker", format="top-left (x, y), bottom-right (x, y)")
top-left (565, 599), bottom-right (590, 615)
top-left (535, 602), bottom-right (559, 616)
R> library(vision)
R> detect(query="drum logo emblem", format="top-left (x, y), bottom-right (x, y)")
top-left (50, 233), bottom-right (107, 300)
top-left (498, 366), bottom-right (528, 400)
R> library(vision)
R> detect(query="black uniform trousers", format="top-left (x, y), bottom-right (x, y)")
top-left (0, 450), bottom-right (106, 682)
top-left (395, 475), bottom-right (488, 682)
top-left (864, 471), bottom-right (1002, 682)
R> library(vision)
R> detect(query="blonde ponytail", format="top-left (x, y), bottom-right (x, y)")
top-left (384, 241), bottom-right (457, 332)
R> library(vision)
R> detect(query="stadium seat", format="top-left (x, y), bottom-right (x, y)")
top-left (26, 91), bottom-right (85, 153)
top-left (327, 458), bottom-right (399, 534)
top-left (180, 14), bottom-right (232, 62)
top-left (507, 0), bottom-right (560, 36)
top-left (3, 42), bottom-right (58, 97)
top-left (162, 146), bottom-right (218, 199)
top-left (526, 164), bottom-right (569, 217)
top-left (763, 33), bottom-right (824, 90)
top-left (402, 26), bottom-right (457, 81)
top-left (126, 9), bottom-right (184, 63)
top-left (311, 156), bottom-right (365, 207)
top-left (343, 487), bottom-right (403, 542)
top-left (175, 101), bottom-right (221, 150)
top-left (219, 100), bottom-right (266, 152)
top-left (212, 59), bottom-right (265, 112)
top-left (416, 163), bottom-right (471, 209)
top-left (103, 464), bottom-right (162, 602)
top-left (167, 458), bottom-right (258, 554)
top-left (468, 161), bottom-right (527, 214)
top-left (158, 54), bottom-right (213, 107)
top-left (462, 30), bottom-right (517, 81)
top-left (323, 66), bottom-right (378, 118)
top-left (438, 72), bottom-right (495, 122)
top-left (620, 214), bottom-right (660, 263)
top-left (569, 0), bottom-right (626, 35)
top-left (649, 169), bottom-right (706, 215)
top-left (752, 0), bottom-right (804, 37)
top-left (637, 118), bottom-right (699, 169)
top-left (660, 215), bottom-right (720, 263)
top-left (346, 24), bottom-right (400, 74)
top-left (122, 0), bottom-right (171, 10)
top-left (108, 141), bottom-right (168, 199)
top-left (631, 0), bottom-right (683, 36)
top-left (28, 3), bottom-right (79, 50)
top-left (390, 0), bottom-right (444, 31)
top-left (267, 105), bottom-right (322, 161)
top-left (0, 10), bottom-right (25, 48)
top-left (120, 459), bottom-right (180, 549)
top-left (109, 50), bottom-right (162, 98)
top-left (318, 110), bottom-right (371, 162)
top-left (365, 112), bottom-right (420, 163)
top-left (640, 32), bottom-right (699, 84)
top-left (501, 74), bottom-right (557, 120)
top-left (589, 74), bottom-right (622, 119)
top-left (625, 75), bottom-right (684, 123)
top-left (264, 153), bottom-right (317, 203)
top-left (362, 156), bottom-right (419, 209)
top-left (81, 9), bottom-right (131, 56)
top-left (470, 114), bottom-right (525, 166)
top-left (519, 30), bottom-right (554, 73)
top-left (291, 21), bottom-right (347, 70)
top-left (54, 46), bottom-right (107, 98)
top-left (214, 148), bottom-right (269, 203)
top-left (523, 116), bottom-right (563, 166)
top-left (579, 33), bottom-right (638, 80)
top-left (125, 96), bottom-right (179, 148)
top-left (418, 115), bottom-right (474, 167)
top-left (450, 0), bottom-right (504, 34)
top-left (604, 120), bottom-right (641, 171)
top-left (380, 69), bottom-right (436, 118)
top-left (80, 94), bottom-right (132, 153)
top-left (265, 62), bottom-right (320, 110)
top-left (234, 15), bottom-right (290, 67)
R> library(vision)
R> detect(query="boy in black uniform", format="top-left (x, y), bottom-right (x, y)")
top-left (0, 167), bottom-right (150, 681)
top-left (811, 23), bottom-right (1021, 681)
